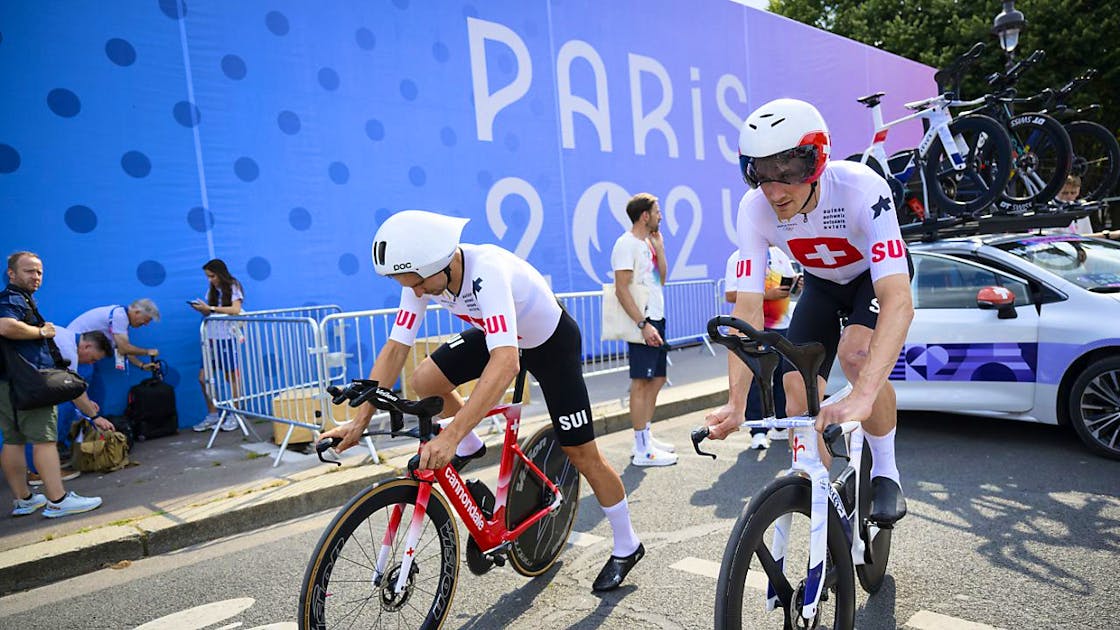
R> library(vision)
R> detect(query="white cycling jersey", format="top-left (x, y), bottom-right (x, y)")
top-left (735, 160), bottom-right (909, 291)
top-left (388, 243), bottom-right (562, 351)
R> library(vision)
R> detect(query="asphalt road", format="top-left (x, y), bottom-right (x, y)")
top-left (1, 407), bottom-right (1117, 630)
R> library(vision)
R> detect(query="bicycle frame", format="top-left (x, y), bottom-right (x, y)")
top-left (740, 385), bottom-right (868, 623)
top-left (375, 402), bottom-right (565, 596)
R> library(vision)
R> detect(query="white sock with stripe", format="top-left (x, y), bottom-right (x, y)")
top-left (437, 417), bottom-right (484, 457)
top-left (865, 428), bottom-right (900, 485)
top-left (601, 497), bottom-right (641, 557)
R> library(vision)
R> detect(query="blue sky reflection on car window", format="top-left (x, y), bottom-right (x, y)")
top-left (996, 236), bottom-right (1120, 291)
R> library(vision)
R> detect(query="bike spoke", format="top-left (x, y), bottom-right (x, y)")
top-left (755, 543), bottom-right (794, 603)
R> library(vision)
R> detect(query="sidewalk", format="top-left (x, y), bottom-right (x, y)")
top-left (0, 345), bottom-right (731, 595)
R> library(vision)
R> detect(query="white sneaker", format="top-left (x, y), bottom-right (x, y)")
top-left (219, 414), bottom-right (242, 432)
top-left (12, 493), bottom-right (47, 516)
top-left (192, 413), bottom-right (221, 432)
top-left (749, 432), bottom-right (770, 450)
top-left (768, 428), bottom-right (788, 441)
top-left (631, 445), bottom-right (678, 467)
top-left (649, 434), bottom-right (676, 453)
top-left (42, 492), bottom-right (102, 518)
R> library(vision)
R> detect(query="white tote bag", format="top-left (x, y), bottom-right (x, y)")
top-left (601, 282), bottom-right (649, 344)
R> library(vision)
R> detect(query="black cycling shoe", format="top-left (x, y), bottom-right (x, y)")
top-left (450, 444), bottom-right (487, 473)
top-left (870, 476), bottom-right (907, 526)
top-left (591, 543), bottom-right (645, 592)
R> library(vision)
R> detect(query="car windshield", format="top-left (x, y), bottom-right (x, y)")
top-left (994, 235), bottom-right (1120, 292)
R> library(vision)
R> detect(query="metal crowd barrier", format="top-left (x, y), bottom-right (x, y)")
top-left (199, 283), bottom-right (722, 465)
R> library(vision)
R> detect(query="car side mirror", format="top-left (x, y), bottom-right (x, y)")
top-left (977, 286), bottom-right (1017, 319)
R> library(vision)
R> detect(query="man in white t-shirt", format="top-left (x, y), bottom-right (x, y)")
top-left (610, 193), bottom-right (677, 467)
top-left (322, 210), bottom-right (647, 592)
top-left (724, 247), bottom-right (800, 450)
top-left (67, 299), bottom-right (161, 370)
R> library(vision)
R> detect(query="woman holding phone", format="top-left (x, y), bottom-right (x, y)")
top-left (188, 259), bottom-right (245, 433)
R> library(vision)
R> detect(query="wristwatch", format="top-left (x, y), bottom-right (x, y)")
top-left (637, 319), bottom-right (649, 330)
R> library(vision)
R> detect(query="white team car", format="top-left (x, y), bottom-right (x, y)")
top-left (832, 232), bottom-right (1120, 460)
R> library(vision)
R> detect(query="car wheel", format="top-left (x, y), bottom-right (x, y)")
top-left (1068, 357), bottom-right (1120, 460)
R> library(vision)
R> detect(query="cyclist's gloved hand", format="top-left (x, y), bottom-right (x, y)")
top-left (320, 416), bottom-right (370, 454)
top-left (703, 403), bottom-right (743, 440)
top-left (418, 431), bottom-right (458, 470)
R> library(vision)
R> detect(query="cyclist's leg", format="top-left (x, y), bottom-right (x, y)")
top-left (522, 312), bottom-right (644, 591)
top-left (781, 273), bottom-right (843, 419)
top-left (417, 328), bottom-right (489, 458)
top-left (841, 272), bottom-right (906, 523)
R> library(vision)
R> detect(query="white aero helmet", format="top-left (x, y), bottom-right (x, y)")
top-left (371, 210), bottom-right (469, 278)
top-left (737, 98), bottom-right (831, 188)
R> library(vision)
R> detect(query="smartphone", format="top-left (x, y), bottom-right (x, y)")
top-left (780, 276), bottom-right (794, 289)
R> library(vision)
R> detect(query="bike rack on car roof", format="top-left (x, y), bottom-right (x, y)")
top-left (900, 198), bottom-right (1112, 243)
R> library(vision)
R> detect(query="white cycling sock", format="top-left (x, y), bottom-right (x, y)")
top-left (437, 418), bottom-right (484, 457)
top-left (601, 497), bottom-right (641, 557)
top-left (865, 428), bottom-right (900, 485)
top-left (633, 427), bottom-right (651, 453)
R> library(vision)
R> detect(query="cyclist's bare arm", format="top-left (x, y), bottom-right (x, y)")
top-left (439, 345), bottom-right (519, 443)
top-left (323, 339), bottom-right (411, 451)
top-left (705, 291), bottom-right (764, 439)
top-left (818, 273), bottom-right (913, 427)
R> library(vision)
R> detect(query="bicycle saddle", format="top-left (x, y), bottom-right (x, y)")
top-left (856, 92), bottom-right (885, 108)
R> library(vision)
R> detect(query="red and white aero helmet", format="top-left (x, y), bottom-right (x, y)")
top-left (371, 210), bottom-right (469, 278)
top-left (737, 98), bottom-right (831, 188)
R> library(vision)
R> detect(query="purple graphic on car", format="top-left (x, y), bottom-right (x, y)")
top-left (891, 343), bottom-right (1037, 382)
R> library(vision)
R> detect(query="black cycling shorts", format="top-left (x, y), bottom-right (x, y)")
top-left (429, 311), bottom-right (596, 447)
top-left (785, 263), bottom-right (912, 380)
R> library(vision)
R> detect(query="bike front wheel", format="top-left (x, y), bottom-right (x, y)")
top-left (996, 111), bottom-right (1073, 212)
top-left (715, 475), bottom-right (856, 630)
top-left (923, 114), bottom-right (1013, 216)
top-left (1066, 120), bottom-right (1120, 201)
top-left (506, 425), bottom-right (582, 577)
top-left (298, 478), bottom-right (460, 630)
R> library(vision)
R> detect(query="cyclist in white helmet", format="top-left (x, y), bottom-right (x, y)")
top-left (704, 98), bottom-right (914, 525)
top-left (321, 210), bottom-right (646, 592)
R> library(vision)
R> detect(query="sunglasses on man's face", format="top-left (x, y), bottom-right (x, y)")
top-left (740, 147), bottom-right (817, 188)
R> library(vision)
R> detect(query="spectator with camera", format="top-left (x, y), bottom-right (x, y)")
top-left (67, 299), bottom-right (161, 371)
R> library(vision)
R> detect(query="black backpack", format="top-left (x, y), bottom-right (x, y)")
top-left (126, 360), bottom-right (178, 440)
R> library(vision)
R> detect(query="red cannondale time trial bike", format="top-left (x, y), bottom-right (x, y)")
top-left (297, 370), bottom-right (581, 629)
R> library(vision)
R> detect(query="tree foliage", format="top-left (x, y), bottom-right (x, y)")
top-left (770, 0), bottom-right (1120, 134)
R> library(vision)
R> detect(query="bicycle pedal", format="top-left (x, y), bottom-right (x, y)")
top-left (492, 554), bottom-right (505, 567)
top-left (466, 537), bottom-right (496, 575)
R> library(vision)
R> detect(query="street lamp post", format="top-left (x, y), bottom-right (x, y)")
top-left (992, 0), bottom-right (1027, 67)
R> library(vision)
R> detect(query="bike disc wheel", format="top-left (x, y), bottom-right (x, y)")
top-left (855, 447), bottom-right (892, 594)
top-left (715, 475), bottom-right (856, 630)
top-left (1066, 120), bottom-right (1120, 201)
top-left (924, 114), bottom-right (1012, 216)
top-left (298, 479), bottom-right (460, 630)
top-left (506, 425), bottom-right (582, 577)
top-left (997, 112), bottom-right (1073, 212)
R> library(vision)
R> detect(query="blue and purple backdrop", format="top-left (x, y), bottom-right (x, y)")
top-left (0, 0), bottom-right (934, 425)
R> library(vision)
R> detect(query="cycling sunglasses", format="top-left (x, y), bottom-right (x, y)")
top-left (739, 146), bottom-right (819, 188)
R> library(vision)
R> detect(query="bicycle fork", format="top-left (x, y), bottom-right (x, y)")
top-left (766, 428), bottom-right (829, 622)
top-left (374, 482), bottom-right (433, 596)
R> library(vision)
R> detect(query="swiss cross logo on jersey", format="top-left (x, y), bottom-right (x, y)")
top-left (871, 239), bottom-right (906, 263)
top-left (735, 260), bottom-right (751, 278)
top-left (787, 237), bottom-right (864, 269)
top-left (394, 309), bottom-right (417, 329)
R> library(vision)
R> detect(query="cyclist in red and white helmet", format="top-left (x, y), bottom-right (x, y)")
top-left (322, 209), bottom-right (647, 592)
top-left (705, 98), bottom-right (914, 525)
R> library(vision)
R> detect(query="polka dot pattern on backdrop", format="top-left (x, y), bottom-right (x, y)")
top-left (318, 68), bottom-right (339, 91)
top-left (277, 110), bottom-right (300, 134)
top-left (329, 162), bottom-right (349, 184)
top-left (400, 80), bottom-right (418, 101)
top-left (265, 11), bottom-right (289, 36)
top-left (64, 205), bottom-right (98, 233)
top-left (47, 88), bottom-right (81, 117)
top-left (105, 38), bottom-right (136, 66)
top-left (186, 206), bottom-right (214, 232)
top-left (159, 0), bottom-right (187, 20)
top-left (440, 127), bottom-right (457, 147)
top-left (365, 119), bottom-right (384, 141)
top-left (355, 27), bottom-right (375, 50)
top-left (409, 166), bottom-right (426, 186)
top-left (289, 207), bottom-right (311, 230)
top-left (338, 253), bottom-right (359, 275)
top-left (247, 256), bottom-right (271, 280)
top-left (173, 100), bottom-right (201, 127)
top-left (234, 157), bottom-right (259, 182)
top-left (0, 144), bottom-right (19, 174)
top-left (221, 54), bottom-right (247, 80)
top-left (432, 42), bottom-right (449, 62)
top-left (121, 150), bottom-right (152, 178)
top-left (137, 260), bottom-right (167, 286)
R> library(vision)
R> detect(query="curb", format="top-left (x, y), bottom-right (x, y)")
top-left (0, 378), bottom-right (726, 594)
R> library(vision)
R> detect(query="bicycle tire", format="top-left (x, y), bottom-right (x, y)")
top-left (714, 475), bottom-right (856, 630)
top-left (1065, 120), bottom-right (1120, 201)
top-left (996, 111), bottom-right (1073, 212)
top-left (923, 114), bottom-right (1013, 216)
top-left (506, 425), bottom-right (581, 577)
top-left (854, 446), bottom-right (892, 594)
top-left (298, 478), bottom-right (460, 630)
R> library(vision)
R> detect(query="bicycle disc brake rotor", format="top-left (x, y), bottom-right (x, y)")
top-left (378, 562), bottom-right (417, 611)
top-left (788, 580), bottom-right (824, 630)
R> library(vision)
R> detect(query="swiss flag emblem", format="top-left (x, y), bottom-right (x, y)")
top-left (787, 237), bottom-right (864, 269)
